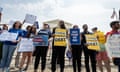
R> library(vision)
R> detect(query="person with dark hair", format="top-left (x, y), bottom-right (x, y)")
top-left (0, 24), bottom-right (8, 61)
top-left (81, 24), bottom-right (97, 72)
top-left (51, 20), bottom-right (67, 72)
top-left (0, 21), bottom-right (23, 72)
top-left (15, 25), bottom-right (31, 68)
top-left (69, 25), bottom-right (81, 72)
top-left (106, 21), bottom-right (120, 72)
top-left (92, 27), bottom-right (111, 72)
top-left (19, 25), bottom-right (34, 72)
top-left (34, 23), bottom-right (51, 72)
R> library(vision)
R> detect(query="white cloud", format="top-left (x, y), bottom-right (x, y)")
top-left (1, 0), bottom-right (119, 33)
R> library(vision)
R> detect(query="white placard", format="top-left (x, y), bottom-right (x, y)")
top-left (8, 20), bottom-right (15, 25)
top-left (24, 14), bottom-right (37, 24)
top-left (106, 34), bottom-right (120, 57)
top-left (18, 38), bottom-right (34, 52)
top-left (0, 7), bottom-right (3, 13)
top-left (0, 32), bottom-right (18, 41)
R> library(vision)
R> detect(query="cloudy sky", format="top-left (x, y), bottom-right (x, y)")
top-left (0, 0), bottom-right (120, 33)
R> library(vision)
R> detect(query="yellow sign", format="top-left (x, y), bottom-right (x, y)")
top-left (54, 28), bottom-right (67, 46)
top-left (85, 34), bottom-right (100, 51)
top-left (94, 31), bottom-right (106, 44)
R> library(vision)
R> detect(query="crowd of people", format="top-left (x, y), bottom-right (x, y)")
top-left (0, 20), bottom-right (120, 72)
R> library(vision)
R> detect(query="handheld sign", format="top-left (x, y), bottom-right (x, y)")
top-left (54, 28), bottom-right (67, 46)
top-left (106, 34), bottom-right (120, 57)
top-left (0, 7), bottom-right (3, 13)
top-left (33, 35), bottom-right (48, 46)
top-left (34, 21), bottom-right (39, 29)
top-left (70, 29), bottom-right (80, 45)
top-left (85, 34), bottom-right (100, 51)
top-left (0, 32), bottom-right (18, 41)
top-left (24, 14), bottom-right (37, 24)
top-left (18, 38), bottom-right (34, 52)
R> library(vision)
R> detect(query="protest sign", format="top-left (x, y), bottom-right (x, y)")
top-left (106, 34), bottom-right (120, 57)
top-left (24, 14), bottom-right (37, 24)
top-left (33, 35), bottom-right (48, 46)
top-left (54, 28), bottom-right (67, 46)
top-left (0, 32), bottom-right (18, 41)
top-left (8, 20), bottom-right (15, 25)
top-left (85, 34), bottom-right (100, 51)
top-left (18, 38), bottom-right (33, 52)
top-left (34, 21), bottom-right (39, 29)
top-left (70, 29), bottom-right (80, 45)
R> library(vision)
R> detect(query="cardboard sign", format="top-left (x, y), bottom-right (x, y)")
top-left (8, 20), bottom-right (15, 25)
top-left (25, 14), bottom-right (37, 24)
top-left (0, 32), bottom-right (18, 41)
top-left (70, 29), bottom-right (80, 45)
top-left (0, 7), bottom-right (3, 13)
top-left (54, 28), bottom-right (66, 46)
top-left (85, 34), bottom-right (100, 51)
top-left (18, 38), bottom-right (34, 52)
top-left (34, 21), bottom-right (39, 29)
top-left (106, 34), bottom-right (120, 57)
top-left (33, 35), bottom-right (48, 46)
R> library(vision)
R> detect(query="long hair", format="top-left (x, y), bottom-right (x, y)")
top-left (12, 21), bottom-right (22, 29)
top-left (59, 20), bottom-right (66, 29)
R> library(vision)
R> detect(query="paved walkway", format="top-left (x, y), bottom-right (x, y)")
top-left (9, 49), bottom-right (118, 72)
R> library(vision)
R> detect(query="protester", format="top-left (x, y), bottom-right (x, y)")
top-left (92, 27), bottom-right (111, 72)
top-left (51, 20), bottom-right (68, 72)
top-left (69, 25), bottom-right (81, 72)
top-left (81, 24), bottom-right (97, 72)
top-left (106, 21), bottom-right (120, 72)
top-left (18, 25), bottom-right (35, 72)
top-left (34, 23), bottom-right (51, 72)
top-left (0, 24), bottom-right (8, 61)
top-left (0, 21), bottom-right (23, 72)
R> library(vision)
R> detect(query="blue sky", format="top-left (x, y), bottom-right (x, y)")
top-left (0, 0), bottom-right (120, 33)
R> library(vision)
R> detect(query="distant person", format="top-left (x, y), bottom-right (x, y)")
top-left (81, 24), bottom-right (97, 72)
top-left (51, 20), bottom-right (68, 72)
top-left (106, 21), bottom-right (120, 72)
top-left (69, 25), bottom-right (81, 72)
top-left (92, 27), bottom-right (111, 72)
top-left (34, 23), bottom-right (51, 72)
top-left (0, 21), bottom-right (23, 72)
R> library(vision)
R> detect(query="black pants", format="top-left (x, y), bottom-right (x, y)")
top-left (51, 46), bottom-right (66, 72)
top-left (71, 45), bottom-right (82, 72)
top-left (34, 46), bottom-right (48, 70)
top-left (81, 45), bottom-right (96, 72)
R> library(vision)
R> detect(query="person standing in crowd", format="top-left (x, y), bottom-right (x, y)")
top-left (69, 25), bottom-right (81, 72)
top-left (51, 20), bottom-right (68, 72)
top-left (92, 27), bottom-right (111, 72)
top-left (106, 21), bottom-right (120, 72)
top-left (34, 23), bottom-right (51, 72)
top-left (81, 24), bottom-right (97, 72)
top-left (0, 24), bottom-right (8, 61)
top-left (19, 25), bottom-right (35, 72)
top-left (0, 21), bottom-right (23, 72)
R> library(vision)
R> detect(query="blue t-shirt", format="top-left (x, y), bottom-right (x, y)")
top-left (22, 30), bottom-right (28, 38)
top-left (4, 28), bottom-right (23, 45)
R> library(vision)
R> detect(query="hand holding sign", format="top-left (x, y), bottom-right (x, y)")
top-left (24, 14), bottom-right (37, 24)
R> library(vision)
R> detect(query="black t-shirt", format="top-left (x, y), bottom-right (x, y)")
top-left (81, 31), bottom-right (91, 45)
